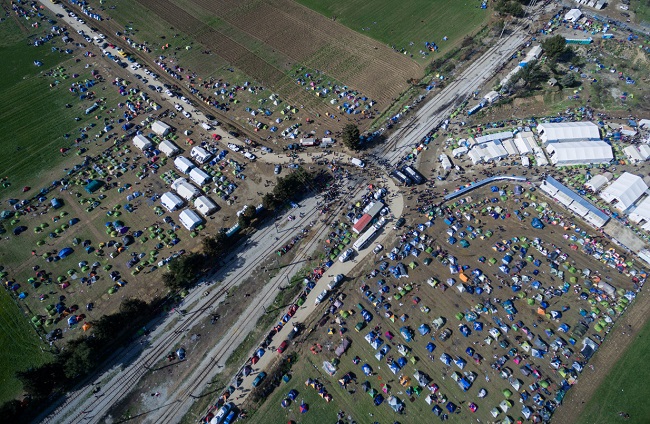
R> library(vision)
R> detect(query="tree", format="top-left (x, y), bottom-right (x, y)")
top-left (63, 340), bottom-right (97, 379)
top-left (496, 0), bottom-right (524, 17)
top-left (163, 253), bottom-right (204, 290)
top-left (202, 230), bottom-right (228, 257)
top-left (542, 35), bottom-right (570, 61)
top-left (342, 124), bottom-right (361, 151)
top-left (0, 400), bottom-right (24, 421)
top-left (492, 19), bottom-right (506, 36)
top-left (262, 193), bottom-right (278, 211)
top-left (16, 362), bottom-right (65, 399)
top-left (238, 205), bottom-right (257, 229)
top-left (516, 60), bottom-right (547, 90)
top-left (560, 72), bottom-right (577, 88)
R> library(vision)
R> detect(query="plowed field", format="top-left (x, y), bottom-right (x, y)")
top-left (136, 0), bottom-right (419, 108)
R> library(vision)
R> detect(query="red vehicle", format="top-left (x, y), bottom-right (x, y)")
top-left (277, 340), bottom-right (289, 354)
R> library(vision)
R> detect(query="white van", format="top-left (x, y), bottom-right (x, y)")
top-left (351, 158), bottom-right (365, 168)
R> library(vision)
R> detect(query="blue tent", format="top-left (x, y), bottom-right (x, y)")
top-left (400, 326), bottom-right (413, 342)
top-left (58, 247), bottom-right (73, 258)
top-left (531, 218), bottom-right (545, 229)
top-left (51, 198), bottom-right (64, 209)
top-left (418, 324), bottom-right (431, 336)
top-left (426, 342), bottom-right (436, 352)
top-left (397, 357), bottom-right (408, 367)
top-left (473, 321), bottom-right (484, 331)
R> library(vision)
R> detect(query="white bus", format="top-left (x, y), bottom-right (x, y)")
top-left (353, 226), bottom-right (378, 252)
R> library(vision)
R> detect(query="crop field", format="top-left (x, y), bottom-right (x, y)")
top-left (245, 185), bottom-right (638, 424)
top-left (114, 0), bottom-right (421, 111)
top-left (575, 318), bottom-right (650, 424)
top-left (296, 0), bottom-right (490, 60)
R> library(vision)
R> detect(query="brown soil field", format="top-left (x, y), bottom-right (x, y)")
top-left (136, 0), bottom-right (420, 107)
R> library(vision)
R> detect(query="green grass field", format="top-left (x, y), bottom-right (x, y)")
top-left (576, 319), bottom-right (650, 424)
top-left (0, 290), bottom-right (51, 403)
top-left (633, 0), bottom-right (650, 25)
top-left (295, 0), bottom-right (489, 59)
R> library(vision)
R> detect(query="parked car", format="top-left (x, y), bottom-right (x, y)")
top-left (277, 340), bottom-right (289, 354)
top-left (252, 372), bottom-right (267, 387)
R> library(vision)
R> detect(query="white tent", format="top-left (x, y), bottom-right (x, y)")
top-left (584, 173), bottom-right (612, 192)
top-left (189, 167), bottom-right (212, 186)
top-left (151, 120), bottom-right (171, 136)
top-left (629, 196), bottom-right (650, 224)
top-left (600, 172), bottom-right (648, 211)
top-left (179, 209), bottom-right (203, 230)
top-left (194, 195), bottom-right (218, 216)
top-left (545, 141), bottom-right (612, 166)
top-left (533, 147), bottom-right (549, 166)
top-left (159, 139), bottom-right (180, 157)
top-left (638, 145), bottom-right (650, 159)
top-left (623, 145), bottom-right (645, 163)
top-left (174, 156), bottom-right (195, 174)
top-left (452, 146), bottom-right (468, 158)
top-left (565, 8), bottom-right (583, 23)
top-left (502, 138), bottom-right (518, 156)
top-left (160, 192), bottom-right (184, 212)
top-left (439, 154), bottom-right (452, 171)
top-left (514, 131), bottom-right (536, 155)
top-left (475, 131), bottom-right (513, 144)
top-left (172, 178), bottom-right (201, 201)
top-left (132, 134), bottom-right (152, 151)
top-left (537, 121), bottom-right (600, 145)
top-left (191, 146), bottom-right (212, 164)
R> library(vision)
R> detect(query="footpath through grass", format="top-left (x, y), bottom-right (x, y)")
top-left (576, 318), bottom-right (650, 424)
top-left (295, 0), bottom-right (488, 60)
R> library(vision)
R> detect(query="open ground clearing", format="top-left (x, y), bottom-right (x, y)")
top-left (243, 183), bottom-right (639, 423)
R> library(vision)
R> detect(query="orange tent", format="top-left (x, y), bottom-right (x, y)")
top-left (537, 308), bottom-right (546, 315)
top-left (459, 273), bottom-right (469, 283)
top-left (82, 323), bottom-right (91, 331)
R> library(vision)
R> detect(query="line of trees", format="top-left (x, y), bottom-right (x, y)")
top-left (2, 298), bottom-right (153, 421)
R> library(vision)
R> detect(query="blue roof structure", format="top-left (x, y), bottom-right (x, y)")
top-left (544, 176), bottom-right (610, 223)
top-left (444, 176), bottom-right (527, 201)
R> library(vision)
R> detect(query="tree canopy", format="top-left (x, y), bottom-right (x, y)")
top-left (542, 35), bottom-right (571, 61)
top-left (342, 124), bottom-right (361, 151)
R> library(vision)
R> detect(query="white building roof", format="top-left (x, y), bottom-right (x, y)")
top-left (526, 45), bottom-right (543, 61)
top-left (537, 122), bottom-right (600, 144)
top-left (194, 195), bottom-right (218, 216)
top-left (583, 210), bottom-right (608, 228)
top-left (475, 131), bottom-right (514, 144)
top-left (133, 134), bottom-right (152, 150)
top-left (468, 140), bottom-right (508, 164)
top-left (565, 8), bottom-right (582, 23)
top-left (600, 172), bottom-right (648, 211)
top-left (160, 192), bottom-right (184, 212)
top-left (179, 209), bottom-right (203, 231)
top-left (533, 147), bottom-right (549, 166)
top-left (584, 173), bottom-right (611, 192)
top-left (452, 146), bottom-right (468, 158)
top-left (439, 154), bottom-right (452, 171)
top-left (514, 131), bottom-right (536, 155)
top-left (151, 120), bottom-right (171, 136)
top-left (484, 91), bottom-right (500, 103)
top-left (174, 156), bottom-right (195, 174)
top-left (159, 139), bottom-right (180, 157)
top-left (629, 197), bottom-right (650, 224)
top-left (468, 149), bottom-right (483, 165)
top-left (545, 140), bottom-right (613, 166)
top-left (189, 167), bottom-right (211, 186)
top-left (502, 138), bottom-right (518, 156)
top-left (624, 145), bottom-right (645, 162)
top-left (191, 146), bottom-right (212, 164)
top-left (638, 145), bottom-right (650, 159)
top-left (172, 179), bottom-right (201, 201)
